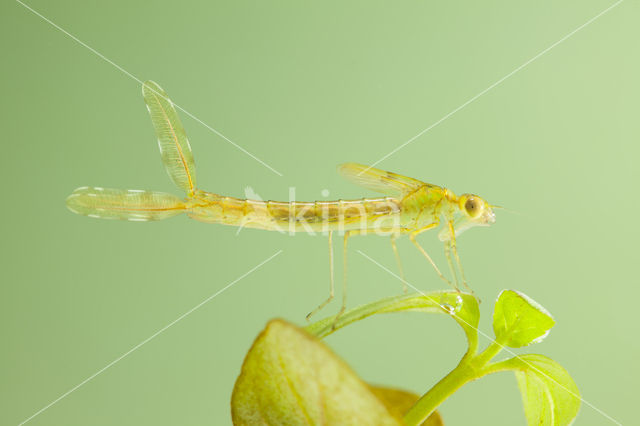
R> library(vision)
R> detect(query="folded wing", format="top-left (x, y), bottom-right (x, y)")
top-left (143, 81), bottom-right (197, 195)
top-left (66, 187), bottom-right (185, 221)
top-left (337, 163), bottom-right (425, 196)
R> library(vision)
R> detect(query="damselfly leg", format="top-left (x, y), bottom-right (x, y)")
top-left (306, 231), bottom-right (335, 321)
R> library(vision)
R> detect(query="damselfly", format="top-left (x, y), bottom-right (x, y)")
top-left (67, 81), bottom-right (497, 321)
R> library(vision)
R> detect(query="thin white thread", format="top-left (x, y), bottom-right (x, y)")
top-left (18, 250), bottom-right (283, 425)
top-left (362, 0), bottom-right (624, 174)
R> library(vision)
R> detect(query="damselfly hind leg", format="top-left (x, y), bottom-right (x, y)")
top-left (390, 233), bottom-right (407, 293)
top-left (306, 231), bottom-right (335, 321)
top-left (331, 231), bottom-right (351, 330)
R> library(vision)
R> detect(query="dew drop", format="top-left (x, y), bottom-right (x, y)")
top-left (440, 293), bottom-right (464, 314)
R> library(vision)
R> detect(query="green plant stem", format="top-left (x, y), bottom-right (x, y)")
top-left (403, 340), bottom-right (505, 426)
top-left (305, 292), bottom-right (477, 339)
top-left (473, 341), bottom-right (503, 367)
top-left (403, 359), bottom-right (475, 426)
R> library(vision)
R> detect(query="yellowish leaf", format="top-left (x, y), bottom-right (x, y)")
top-left (369, 386), bottom-right (444, 426)
top-left (231, 319), bottom-right (400, 425)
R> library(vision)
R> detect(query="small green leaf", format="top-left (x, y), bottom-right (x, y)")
top-left (493, 290), bottom-right (555, 348)
top-left (506, 354), bottom-right (580, 426)
top-left (231, 319), bottom-right (400, 425)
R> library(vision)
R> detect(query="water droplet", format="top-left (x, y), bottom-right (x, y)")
top-left (440, 303), bottom-right (455, 314)
top-left (321, 189), bottom-right (330, 197)
top-left (440, 293), bottom-right (464, 314)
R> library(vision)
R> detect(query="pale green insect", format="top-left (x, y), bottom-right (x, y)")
top-left (67, 81), bottom-right (497, 321)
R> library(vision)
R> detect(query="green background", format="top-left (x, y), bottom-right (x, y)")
top-left (2, 1), bottom-right (637, 424)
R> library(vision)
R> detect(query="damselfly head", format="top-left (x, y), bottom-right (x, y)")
top-left (458, 194), bottom-right (495, 226)
top-left (438, 194), bottom-right (495, 242)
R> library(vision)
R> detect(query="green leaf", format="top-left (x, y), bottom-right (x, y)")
top-left (492, 290), bottom-right (555, 348)
top-left (305, 291), bottom-right (479, 348)
top-left (503, 354), bottom-right (581, 426)
top-left (231, 319), bottom-right (400, 425)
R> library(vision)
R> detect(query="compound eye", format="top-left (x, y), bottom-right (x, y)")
top-left (464, 197), bottom-right (483, 218)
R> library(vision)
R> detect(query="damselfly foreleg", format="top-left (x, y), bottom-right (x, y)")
top-left (409, 223), bottom-right (456, 290)
top-left (444, 241), bottom-right (459, 288)
top-left (446, 220), bottom-right (475, 296)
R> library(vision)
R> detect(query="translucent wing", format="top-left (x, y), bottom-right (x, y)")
top-left (143, 81), bottom-right (197, 194)
top-left (66, 187), bottom-right (185, 221)
top-left (337, 163), bottom-right (425, 196)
